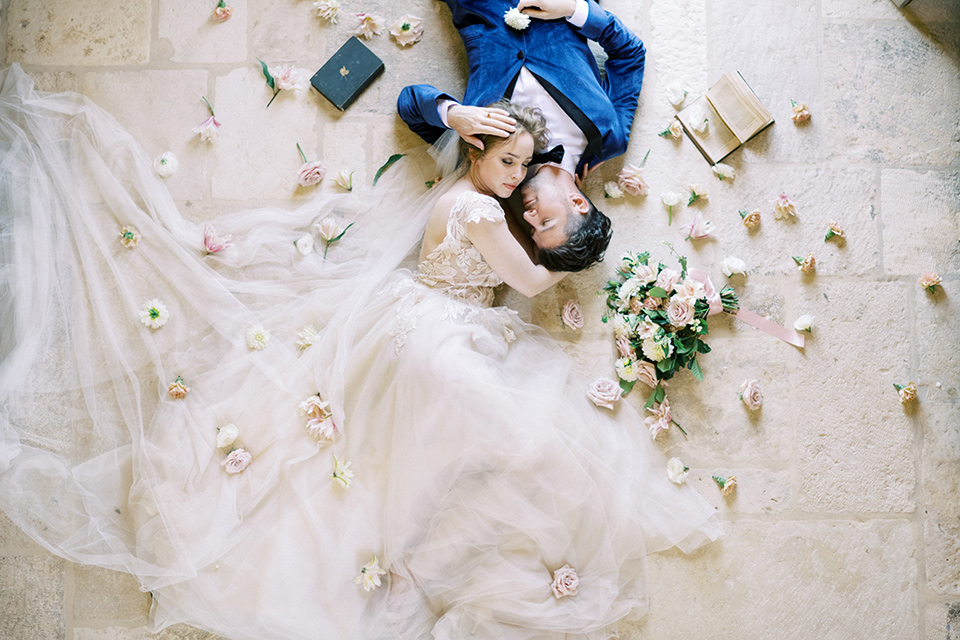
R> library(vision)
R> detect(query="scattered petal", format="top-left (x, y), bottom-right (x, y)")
top-left (665, 82), bottom-right (688, 108)
top-left (294, 234), bottom-right (314, 256)
top-left (712, 163), bottom-right (736, 181)
top-left (297, 325), bottom-right (318, 351)
top-left (682, 211), bottom-right (715, 240)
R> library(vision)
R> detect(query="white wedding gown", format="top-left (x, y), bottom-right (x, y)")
top-left (0, 64), bottom-right (721, 639)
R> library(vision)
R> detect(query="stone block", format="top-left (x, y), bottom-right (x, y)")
top-left (822, 23), bottom-right (960, 165)
top-left (0, 555), bottom-right (65, 640)
top-left (6, 0), bottom-right (150, 66)
top-left (27, 70), bottom-right (79, 93)
top-left (824, 0), bottom-right (960, 21)
top-left (73, 564), bottom-right (151, 621)
top-left (881, 169), bottom-right (960, 277)
top-left (0, 511), bottom-right (47, 555)
top-left (250, 0), bottom-right (324, 63)
top-left (619, 519), bottom-right (918, 638)
top-left (707, 0), bottom-right (822, 164)
top-left (158, 0), bottom-right (247, 63)
top-left (686, 467), bottom-right (792, 514)
top-left (81, 70), bottom-right (211, 202)
top-left (793, 281), bottom-right (916, 513)
top-left (921, 403), bottom-right (960, 595)
top-left (917, 278), bottom-right (959, 402)
top-left (74, 623), bottom-right (227, 640)
top-left (211, 68), bottom-right (322, 201)
top-left (926, 602), bottom-right (960, 640)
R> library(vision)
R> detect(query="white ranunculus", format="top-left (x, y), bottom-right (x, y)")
top-left (665, 82), bottom-right (688, 108)
top-left (721, 256), bottom-right (747, 277)
top-left (793, 314), bottom-right (814, 332)
top-left (216, 423), bottom-right (239, 449)
top-left (666, 457), bottom-right (690, 484)
top-left (294, 234), bottom-right (314, 256)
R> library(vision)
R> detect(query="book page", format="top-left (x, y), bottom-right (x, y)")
top-left (706, 72), bottom-right (772, 142)
top-left (676, 96), bottom-right (740, 164)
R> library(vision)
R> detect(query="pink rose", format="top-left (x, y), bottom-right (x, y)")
top-left (791, 100), bottom-right (811, 123)
top-left (636, 360), bottom-right (658, 389)
top-left (655, 268), bottom-right (681, 293)
top-left (389, 15), bottom-right (424, 47)
top-left (587, 377), bottom-right (622, 410)
top-left (203, 224), bottom-right (232, 254)
top-left (617, 164), bottom-right (649, 197)
top-left (221, 448), bottom-right (252, 474)
top-left (666, 296), bottom-right (695, 327)
top-left (739, 379), bottom-right (763, 410)
top-left (298, 160), bottom-right (328, 187)
top-left (550, 564), bottom-right (579, 598)
top-left (561, 300), bottom-right (584, 330)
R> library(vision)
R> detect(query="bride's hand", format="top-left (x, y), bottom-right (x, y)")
top-left (447, 105), bottom-right (515, 151)
top-left (517, 0), bottom-right (577, 20)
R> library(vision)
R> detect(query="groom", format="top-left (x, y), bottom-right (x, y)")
top-left (397, 0), bottom-right (646, 272)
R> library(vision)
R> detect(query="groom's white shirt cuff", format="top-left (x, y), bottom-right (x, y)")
top-left (567, 0), bottom-right (589, 29)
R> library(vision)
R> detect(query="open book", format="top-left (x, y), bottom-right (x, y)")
top-left (675, 72), bottom-right (774, 165)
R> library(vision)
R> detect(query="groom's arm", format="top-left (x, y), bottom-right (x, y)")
top-left (396, 84), bottom-right (455, 144)
top-left (575, 0), bottom-right (646, 149)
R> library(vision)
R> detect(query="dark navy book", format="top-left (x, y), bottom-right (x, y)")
top-left (310, 37), bottom-right (385, 111)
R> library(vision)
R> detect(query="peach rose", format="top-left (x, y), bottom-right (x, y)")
top-left (617, 164), bottom-right (650, 197)
top-left (550, 565), bottom-right (579, 598)
top-left (212, 2), bottom-right (233, 22)
top-left (587, 377), bottom-right (622, 410)
top-left (167, 376), bottom-right (190, 399)
top-left (794, 252), bottom-right (816, 274)
top-left (221, 448), bottom-right (252, 474)
top-left (561, 300), bottom-right (584, 330)
top-left (895, 382), bottom-right (917, 404)
top-left (739, 379), bottom-right (763, 410)
top-left (740, 209), bottom-right (761, 228)
top-left (666, 296), bottom-right (695, 327)
top-left (791, 100), bottom-right (811, 123)
top-left (918, 271), bottom-right (941, 293)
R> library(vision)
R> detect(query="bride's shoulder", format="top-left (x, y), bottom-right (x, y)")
top-left (450, 191), bottom-right (504, 225)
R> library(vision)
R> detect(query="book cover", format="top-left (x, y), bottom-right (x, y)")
top-left (676, 71), bottom-right (774, 165)
top-left (310, 37), bottom-right (385, 111)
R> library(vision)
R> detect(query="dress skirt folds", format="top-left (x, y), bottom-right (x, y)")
top-left (0, 64), bottom-right (721, 639)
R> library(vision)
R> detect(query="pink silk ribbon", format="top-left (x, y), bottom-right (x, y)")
top-left (688, 268), bottom-right (805, 349)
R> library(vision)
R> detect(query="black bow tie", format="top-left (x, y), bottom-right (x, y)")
top-left (531, 144), bottom-right (565, 166)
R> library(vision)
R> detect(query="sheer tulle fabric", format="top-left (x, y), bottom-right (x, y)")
top-left (0, 64), bottom-right (721, 640)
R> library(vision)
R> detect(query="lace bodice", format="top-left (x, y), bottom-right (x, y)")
top-left (415, 191), bottom-right (505, 307)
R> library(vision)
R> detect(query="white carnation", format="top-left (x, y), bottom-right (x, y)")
top-left (503, 7), bottom-right (530, 30)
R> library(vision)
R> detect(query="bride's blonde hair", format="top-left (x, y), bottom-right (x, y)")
top-left (458, 100), bottom-right (549, 163)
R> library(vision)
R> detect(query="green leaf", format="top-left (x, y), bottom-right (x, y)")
top-left (619, 379), bottom-right (636, 396)
top-left (654, 385), bottom-right (665, 403)
top-left (697, 340), bottom-right (712, 354)
top-left (656, 358), bottom-right (673, 373)
top-left (257, 58), bottom-right (275, 90)
top-left (647, 286), bottom-right (669, 298)
top-left (373, 153), bottom-right (405, 185)
top-left (690, 357), bottom-right (704, 381)
top-left (330, 221), bottom-right (356, 243)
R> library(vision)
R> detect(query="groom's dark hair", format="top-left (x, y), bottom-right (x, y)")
top-left (538, 198), bottom-right (612, 272)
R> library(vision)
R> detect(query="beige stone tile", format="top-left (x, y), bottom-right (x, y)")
top-left (921, 403), bottom-right (960, 596)
top-left (25, 70), bottom-right (79, 93)
top-left (158, 0), bottom-right (247, 64)
top-left (620, 519), bottom-right (918, 639)
top-left (0, 511), bottom-right (48, 555)
top-left (686, 467), bottom-right (793, 514)
top-left (6, 0), bottom-right (150, 66)
top-left (0, 555), bottom-right (65, 639)
top-left (825, 0), bottom-right (960, 21)
top-left (925, 602), bottom-right (960, 640)
top-left (917, 278), bottom-right (959, 402)
top-left (794, 281), bottom-right (916, 513)
top-left (73, 564), bottom-right (151, 622)
top-left (822, 23), bottom-right (960, 165)
top-left (211, 67), bottom-right (322, 201)
top-left (881, 169), bottom-right (960, 277)
top-left (81, 70), bottom-right (211, 202)
top-left (73, 623), bottom-right (227, 639)
top-left (707, 0), bottom-right (822, 164)
top-left (250, 0), bottom-right (325, 64)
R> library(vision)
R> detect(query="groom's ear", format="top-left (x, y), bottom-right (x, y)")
top-left (569, 192), bottom-right (590, 217)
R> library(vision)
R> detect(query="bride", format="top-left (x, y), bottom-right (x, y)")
top-left (0, 65), bottom-right (720, 639)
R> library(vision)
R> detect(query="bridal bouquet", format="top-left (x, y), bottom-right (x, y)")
top-left (602, 247), bottom-right (739, 408)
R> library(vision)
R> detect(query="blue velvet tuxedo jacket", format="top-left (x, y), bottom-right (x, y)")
top-left (397, 0), bottom-right (646, 175)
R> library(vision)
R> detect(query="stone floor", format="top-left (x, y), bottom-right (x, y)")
top-left (1, 0), bottom-right (959, 638)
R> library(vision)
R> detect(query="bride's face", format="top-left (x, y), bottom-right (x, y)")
top-left (469, 132), bottom-right (534, 199)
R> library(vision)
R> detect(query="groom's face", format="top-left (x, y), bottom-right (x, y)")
top-left (519, 177), bottom-right (573, 250)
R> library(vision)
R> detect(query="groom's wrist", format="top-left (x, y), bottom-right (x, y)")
top-left (436, 98), bottom-right (459, 128)
top-left (566, 0), bottom-right (589, 28)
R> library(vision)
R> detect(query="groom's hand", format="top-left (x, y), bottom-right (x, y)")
top-left (517, 0), bottom-right (577, 20)
top-left (447, 105), bottom-right (516, 151)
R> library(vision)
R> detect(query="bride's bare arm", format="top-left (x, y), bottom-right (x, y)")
top-left (466, 217), bottom-right (566, 298)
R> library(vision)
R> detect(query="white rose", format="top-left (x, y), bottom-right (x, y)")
top-left (294, 234), bottom-right (314, 256)
top-left (604, 181), bottom-right (625, 199)
top-left (154, 151), bottom-right (179, 178)
top-left (665, 82), bottom-right (688, 108)
top-left (550, 564), bottom-right (579, 598)
top-left (216, 423), bottom-right (239, 449)
top-left (666, 457), bottom-right (689, 484)
top-left (721, 256), bottom-right (747, 277)
top-left (793, 314), bottom-right (814, 332)
top-left (668, 119), bottom-right (684, 139)
top-left (660, 191), bottom-right (683, 207)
